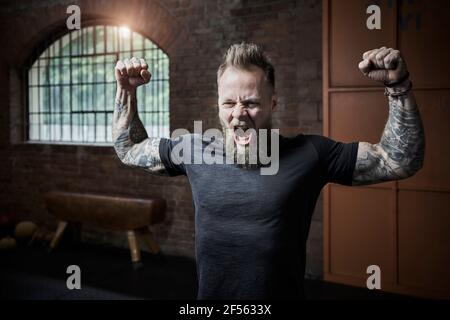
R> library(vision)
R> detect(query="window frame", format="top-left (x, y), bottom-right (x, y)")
top-left (21, 22), bottom-right (170, 146)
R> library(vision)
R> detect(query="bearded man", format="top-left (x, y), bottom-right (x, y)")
top-left (112, 43), bottom-right (424, 299)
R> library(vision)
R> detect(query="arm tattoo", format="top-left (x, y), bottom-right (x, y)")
top-left (353, 92), bottom-right (425, 186)
top-left (112, 88), bottom-right (167, 175)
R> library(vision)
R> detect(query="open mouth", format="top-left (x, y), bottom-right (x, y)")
top-left (233, 127), bottom-right (253, 146)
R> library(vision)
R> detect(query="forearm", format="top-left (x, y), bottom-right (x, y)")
top-left (352, 47), bottom-right (425, 185)
top-left (112, 87), bottom-right (166, 173)
top-left (113, 87), bottom-right (147, 158)
top-left (379, 88), bottom-right (425, 178)
top-left (353, 87), bottom-right (425, 185)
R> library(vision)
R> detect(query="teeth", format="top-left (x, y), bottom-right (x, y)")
top-left (235, 130), bottom-right (245, 138)
top-left (233, 130), bottom-right (252, 146)
top-left (234, 127), bottom-right (249, 135)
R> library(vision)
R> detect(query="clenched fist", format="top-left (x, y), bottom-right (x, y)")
top-left (115, 57), bottom-right (151, 91)
top-left (358, 47), bottom-right (408, 85)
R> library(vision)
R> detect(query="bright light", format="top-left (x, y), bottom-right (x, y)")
top-left (119, 26), bottom-right (131, 38)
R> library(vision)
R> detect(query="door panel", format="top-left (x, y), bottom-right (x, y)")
top-left (330, 186), bottom-right (395, 284)
top-left (330, 91), bottom-right (388, 143)
top-left (399, 0), bottom-right (450, 88)
top-left (398, 90), bottom-right (450, 190)
top-left (398, 191), bottom-right (450, 296)
top-left (330, 0), bottom-right (396, 87)
top-left (329, 91), bottom-right (393, 189)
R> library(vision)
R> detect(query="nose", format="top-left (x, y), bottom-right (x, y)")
top-left (231, 103), bottom-right (247, 120)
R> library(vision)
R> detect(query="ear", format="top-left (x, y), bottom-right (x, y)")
top-left (271, 92), bottom-right (277, 111)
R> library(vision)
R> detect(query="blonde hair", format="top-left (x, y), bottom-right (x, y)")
top-left (217, 42), bottom-right (275, 89)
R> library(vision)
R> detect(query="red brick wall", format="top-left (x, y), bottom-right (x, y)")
top-left (0, 0), bottom-right (323, 278)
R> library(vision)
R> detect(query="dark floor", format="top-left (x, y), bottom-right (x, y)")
top-left (0, 242), bottom-right (412, 300)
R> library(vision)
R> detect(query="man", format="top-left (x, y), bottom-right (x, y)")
top-left (112, 43), bottom-right (424, 299)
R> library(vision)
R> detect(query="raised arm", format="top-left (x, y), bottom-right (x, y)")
top-left (112, 57), bottom-right (167, 175)
top-left (352, 47), bottom-right (425, 186)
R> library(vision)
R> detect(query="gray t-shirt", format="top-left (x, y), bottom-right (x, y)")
top-left (159, 133), bottom-right (358, 299)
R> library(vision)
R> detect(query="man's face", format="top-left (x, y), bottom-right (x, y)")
top-left (217, 65), bottom-right (276, 167)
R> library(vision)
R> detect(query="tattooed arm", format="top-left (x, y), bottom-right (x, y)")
top-left (352, 90), bottom-right (424, 185)
top-left (112, 57), bottom-right (167, 175)
top-left (352, 47), bottom-right (425, 186)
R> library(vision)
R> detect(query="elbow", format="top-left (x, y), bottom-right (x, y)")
top-left (402, 150), bottom-right (425, 179)
top-left (112, 130), bottom-right (132, 163)
top-left (113, 143), bottom-right (129, 164)
top-left (406, 131), bottom-right (426, 178)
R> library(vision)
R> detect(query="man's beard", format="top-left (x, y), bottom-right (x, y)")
top-left (221, 119), bottom-right (271, 170)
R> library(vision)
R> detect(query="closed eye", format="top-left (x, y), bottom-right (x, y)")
top-left (242, 101), bottom-right (261, 109)
top-left (222, 102), bottom-right (235, 108)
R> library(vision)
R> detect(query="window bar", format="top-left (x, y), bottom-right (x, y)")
top-left (46, 42), bottom-right (51, 141)
top-left (130, 31), bottom-right (135, 141)
top-left (77, 29), bottom-right (81, 60)
top-left (54, 43), bottom-right (58, 140)
top-left (117, 25), bottom-right (121, 141)
top-left (76, 38), bottom-right (80, 143)
top-left (141, 36), bottom-right (146, 136)
top-left (81, 28), bottom-right (85, 143)
top-left (37, 51), bottom-right (41, 141)
top-left (59, 37), bottom-right (63, 141)
top-left (25, 63), bottom-right (29, 141)
top-left (130, 30), bottom-right (134, 140)
top-left (51, 43), bottom-right (54, 140)
top-left (79, 31), bottom-right (83, 143)
top-left (104, 25), bottom-right (107, 143)
top-left (162, 55), bottom-right (165, 137)
top-left (82, 26), bottom-right (85, 55)
top-left (154, 47), bottom-right (157, 137)
top-left (154, 48), bottom-right (158, 137)
top-left (54, 42), bottom-right (58, 140)
top-left (93, 26), bottom-right (96, 55)
top-left (114, 27), bottom-right (118, 143)
top-left (157, 48), bottom-right (161, 137)
top-left (149, 49), bottom-right (156, 137)
top-left (163, 57), bottom-right (166, 137)
top-left (162, 55), bottom-right (166, 135)
top-left (161, 56), bottom-right (164, 137)
top-left (88, 25), bottom-right (91, 57)
top-left (168, 57), bottom-right (170, 137)
top-left (29, 81), bottom-right (116, 87)
top-left (162, 53), bottom-right (165, 136)
top-left (117, 26), bottom-right (120, 53)
top-left (146, 46), bottom-right (151, 137)
top-left (152, 50), bottom-right (155, 137)
top-left (93, 57), bottom-right (96, 143)
top-left (35, 48), bottom-right (155, 60)
top-left (77, 29), bottom-right (81, 143)
top-left (45, 43), bottom-right (52, 140)
top-left (69, 31), bottom-right (73, 142)
top-left (51, 43), bottom-right (55, 141)
top-left (158, 49), bottom-right (162, 137)
top-left (91, 26), bottom-right (98, 143)
top-left (93, 27), bottom-right (97, 143)
top-left (85, 28), bottom-right (89, 143)
top-left (110, 26), bottom-right (114, 53)
top-left (146, 37), bottom-right (151, 136)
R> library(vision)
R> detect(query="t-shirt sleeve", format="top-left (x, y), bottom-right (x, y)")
top-left (307, 135), bottom-right (359, 186)
top-left (159, 134), bottom-right (190, 176)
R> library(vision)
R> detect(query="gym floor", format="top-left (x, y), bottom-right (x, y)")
top-left (0, 243), bottom-right (412, 300)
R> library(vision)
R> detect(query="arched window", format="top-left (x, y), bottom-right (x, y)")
top-left (27, 25), bottom-right (169, 144)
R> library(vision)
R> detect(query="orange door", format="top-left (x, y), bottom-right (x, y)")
top-left (323, 0), bottom-right (450, 299)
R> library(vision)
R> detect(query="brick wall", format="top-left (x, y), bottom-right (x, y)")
top-left (0, 0), bottom-right (323, 278)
